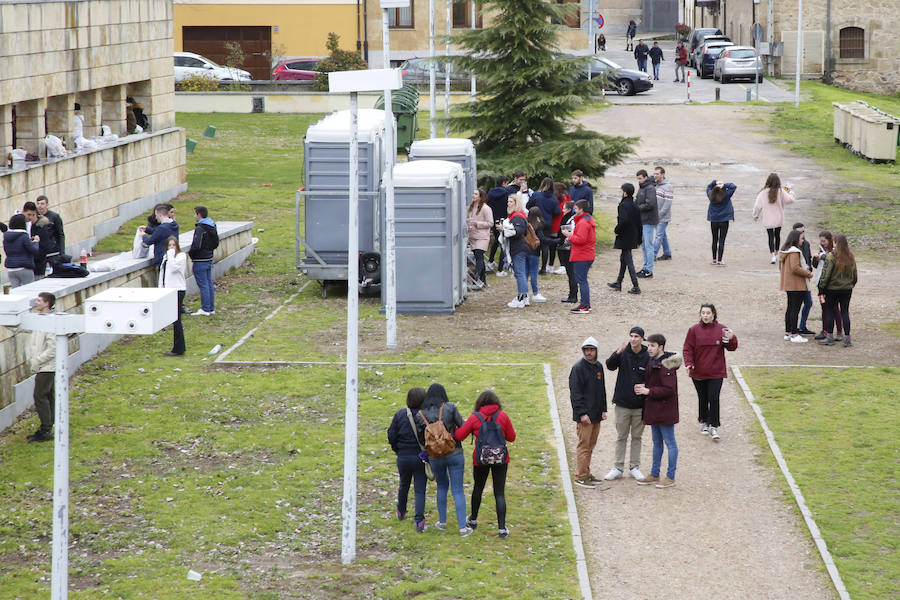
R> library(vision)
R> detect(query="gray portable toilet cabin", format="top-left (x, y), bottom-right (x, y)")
top-left (407, 138), bottom-right (476, 302)
top-left (387, 160), bottom-right (466, 314)
top-left (301, 108), bottom-right (389, 281)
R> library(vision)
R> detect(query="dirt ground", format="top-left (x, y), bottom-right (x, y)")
top-left (350, 103), bottom-right (898, 598)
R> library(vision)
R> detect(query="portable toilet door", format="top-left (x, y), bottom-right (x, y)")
top-left (303, 109), bottom-right (388, 268)
top-left (387, 160), bottom-right (465, 314)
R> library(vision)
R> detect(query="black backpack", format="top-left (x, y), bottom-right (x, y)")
top-left (474, 412), bottom-right (508, 465)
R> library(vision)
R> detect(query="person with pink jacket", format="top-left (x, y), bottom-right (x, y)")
top-left (466, 188), bottom-right (494, 290)
top-left (752, 173), bottom-right (795, 264)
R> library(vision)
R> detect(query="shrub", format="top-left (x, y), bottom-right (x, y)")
top-left (177, 73), bottom-right (220, 92)
top-left (312, 32), bottom-right (368, 91)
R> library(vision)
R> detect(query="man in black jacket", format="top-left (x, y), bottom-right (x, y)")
top-left (188, 205), bottom-right (219, 315)
top-left (634, 39), bottom-right (650, 73)
top-left (569, 336), bottom-right (607, 489)
top-left (634, 170), bottom-right (658, 278)
top-left (603, 326), bottom-right (649, 481)
top-left (487, 175), bottom-right (511, 274)
top-left (608, 183), bottom-right (642, 294)
top-left (36, 196), bottom-right (66, 258)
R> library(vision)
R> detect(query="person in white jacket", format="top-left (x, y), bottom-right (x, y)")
top-left (159, 236), bottom-right (187, 356)
top-left (26, 292), bottom-right (57, 442)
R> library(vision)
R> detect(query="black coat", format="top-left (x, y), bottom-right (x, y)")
top-left (635, 180), bottom-right (658, 226)
top-left (605, 345), bottom-right (649, 409)
top-left (506, 214), bottom-right (530, 257)
top-left (614, 196), bottom-right (642, 250)
top-left (387, 408), bottom-right (425, 456)
top-left (487, 186), bottom-right (509, 225)
top-left (569, 358), bottom-right (607, 422)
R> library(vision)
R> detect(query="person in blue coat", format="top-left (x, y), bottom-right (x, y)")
top-left (140, 204), bottom-right (179, 268)
top-left (526, 177), bottom-right (561, 273)
top-left (569, 170), bottom-right (594, 214)
top-left (706, 180), bottom-right (736, 266)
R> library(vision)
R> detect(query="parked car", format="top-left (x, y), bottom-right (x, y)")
top-left (174, 52), bottom-right (252, 83)
top-left (692, 37), bottom-right (732, 70)
top-left (688, 27), bottom-right (724, 66)
top-left (584, 56), bottom-right (653, 95)
top-left (399, 57), bottom-right (469, 85)
top-left (272, 57), bottom-right (323, 81)
top-left (696, 42), bottom-right (734, 78)
top-left (714, 46), bottom-right (763, 83)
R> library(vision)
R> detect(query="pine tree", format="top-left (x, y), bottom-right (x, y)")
top-left (445, 0), bottom-right (634, 185)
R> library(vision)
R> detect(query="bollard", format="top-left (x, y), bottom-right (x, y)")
top-left (715, 87), bottom-right (720, 101)
top-left (746, 89), bottom-right (752, 102)
top-left (686, 69), bottom-right (691, 102)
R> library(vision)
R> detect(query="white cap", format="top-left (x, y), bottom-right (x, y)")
top-left (581, 336), bottom-right (599, 349)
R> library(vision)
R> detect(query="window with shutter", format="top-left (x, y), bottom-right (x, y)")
top-left (839, 27), bottom-right (864, 59)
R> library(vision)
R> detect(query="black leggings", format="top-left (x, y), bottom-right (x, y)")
top-left (471, 463), bottom-right (508, 529)
top-left (472, 249), bottom-right (486, 284)
top-left (710, 221), bottom-right (729, 261)
top-left (617, 248), bottom-right (638, 285)
top-left (766, 227), bottom-right (782, 253)
top-left (488, 227), bottom-right (505, 270)
top-left (693, 378), bottom-right (723, 427)
top-left (823, 289), bottom-right (852, 335)
top-left (785, 290), bottom-right (805, 335)
top-left (558, 249), bottom-right (578, 300)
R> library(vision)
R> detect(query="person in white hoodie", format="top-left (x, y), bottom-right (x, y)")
top-left (159, 236), bottom-right (187, 356)
top-left (26, 293), bottom-right (56, 442)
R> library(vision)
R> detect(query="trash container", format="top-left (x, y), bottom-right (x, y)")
top-left (832, 102), bottom-right (850, 144)
top-left (856, 109), bottom-right (900, 162)
top-left (387, 160), bottom-right (466, 314)
top-left (375, 84), bottom-right (420, 152)
top-left (301, 108), bottom-right (387, 280)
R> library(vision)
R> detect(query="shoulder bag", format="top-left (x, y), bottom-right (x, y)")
top-left (406, 409), bottom-right (435, 480)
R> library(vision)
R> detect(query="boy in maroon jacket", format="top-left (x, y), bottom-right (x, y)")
top-left (634, 334), bottom-right (681, 488)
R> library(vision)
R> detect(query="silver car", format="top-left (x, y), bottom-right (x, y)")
top-left (713, 46), bottom-right (763, 83)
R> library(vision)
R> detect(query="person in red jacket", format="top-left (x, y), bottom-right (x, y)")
top-left (634, 333), bottom-right (681, 488)
top-left (560, 199), bottom-right (596, 314)
top-left (454, 390), bottom-right (516, 538)
top-left (682, 303), bottom-right (738, 441)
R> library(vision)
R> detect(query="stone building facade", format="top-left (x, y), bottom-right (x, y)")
top-left (1, 0), bottom-right (187, 254)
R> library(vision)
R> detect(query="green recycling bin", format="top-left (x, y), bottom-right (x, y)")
top-left (375, 84), bottom-right (419, 152)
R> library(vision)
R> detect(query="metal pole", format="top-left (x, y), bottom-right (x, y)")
top-left (686, 68), bottom-right (691, 102)
top-left (50, 334), bottom-right (70, 600)
top-left (794, 0), bottom-right (802, 107)
top-left (470, 0), bottom-right (476, 105)
top-left (587, 0), bottom-right (594, 81)
top-left (767, 0), bottom-right (774, 76)
top-left (382, 11), bottom-right (397, 349)
top-left (444, 0), bottom-right (450, 136)
top-left (429, 0), bottom-right (436, 138)
top-left (340, 92), bottom-right (360, 565)
top-left (755, 51), bottom-right (760, 100)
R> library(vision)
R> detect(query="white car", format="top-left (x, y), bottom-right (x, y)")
top-left (173, 52), bottom-right (252, 84)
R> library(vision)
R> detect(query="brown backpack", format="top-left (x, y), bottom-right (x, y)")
top-left (418, 405), bottom-right (456, 458)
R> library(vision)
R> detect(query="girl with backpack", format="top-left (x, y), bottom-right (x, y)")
top-left (416, 383), bottom-right (471, 536)
top-left (454, 390), bottom-right (516, 538)
top-left (387, 387), bottom-right (429, 533)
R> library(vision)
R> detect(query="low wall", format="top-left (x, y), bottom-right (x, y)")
top-left (175, 91), bottom-right (473, 114)
top-left (1, 128), bottom-right (187, 257)
top-left (0, 221), bottom-right (254, 433)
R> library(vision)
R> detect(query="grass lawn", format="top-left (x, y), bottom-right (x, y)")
top-left (740, 366), bottom-right (900, 600)
top-left (769, 82), bottom-right (900, 253)
top-left (0, 113), bottom-right (582, 598)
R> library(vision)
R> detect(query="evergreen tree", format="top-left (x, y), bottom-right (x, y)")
top-left (445, 0), bottom-right (634, 185)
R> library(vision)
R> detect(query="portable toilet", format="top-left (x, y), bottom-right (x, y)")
top-left (301, 109), bottom-right (392, 279)
top-left (409, 137), bottom-right (477, 211)
top-left (387, 160), bottom-right (466, 314)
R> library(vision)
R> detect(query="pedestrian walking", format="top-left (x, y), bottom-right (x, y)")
top-left (502, 194), bottom-right (531, 309)
top-left (792, 223), bottom-right (816, 335)
top-left (25, 293), bottom-right (57, 442)
top-left (159, 236), bottom-right (187, 356)
top-left (634, 39), bottom-right (650, 73)
top-left (779, 229), bottom-right (814, 343)
top-left (607, 182), bottom-right (642, 294)
top-left (634, 333), bottom-right (680, 488)
top-left (812, 231), bottom-right (844, 341)
top-left (454, 390), bottom-right (516, 539)
top-left (674, 41), bottom-right (688, 82)
top-left (649, 42), bottom-right (664, 80)
top-left (560, 199), bottom-right (595, 314)
top-left (652, 166), bottom-right (673, 261)
top-left (634, 169), bottom-right (658, 278)
top-left (467, 188), bottom-right (494, 290)
top-left (387, 387), bottom-right (429, 532)
top-left (569, 337), bottom-right (608, 488)
top-left (706, 180), bottom-right (736, 265)
top-left (682, 303), bottom-right (738, 441)
top-left (817, 234), bottom-right (857, 347)
top-left (604, 327), bottom-right (649, 481)
top-left (752, 173), bottom-right (795, 264)
top-left (625, 20), bottom-right (637, 51)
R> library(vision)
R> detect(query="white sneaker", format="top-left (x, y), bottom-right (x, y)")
top-left (603, 467), bottom-right (623, 480)
top-left (192, 309), bottom-right (211, 316)
top-left (486, 261), bottom-right (497, 272)
top-left (790, 334), bottom-right (809, 343)
top-left (784, 333), bottom-right (791, 341)
top-left (555, 266), bottom-right (567, 274)
top-left (507, 297), bottom-right (526, 308)
top-left (496, 270), bottom-right (509, 277)
top-left (770, 255), bottom-right (777, 264)
top-left (629, 467), bottom-right (644, 480)
top-left (531, 293), bottom-right (547, 303)
top-left (700, 424), bottom-right (709, 435)
top-left (522, 295), bottom-right (531, 306)
top-left (710, 427), bottom-right (720, 440)
top-left (470, 280), bottom-right (484, 290)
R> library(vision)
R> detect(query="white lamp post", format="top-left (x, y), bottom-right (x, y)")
top-left (327, 68), bottom-right (402, 564)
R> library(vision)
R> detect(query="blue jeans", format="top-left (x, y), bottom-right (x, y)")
top-left (431, 452), bottom-right (466, 529)
top-left (637, 58), bottom-right (647, 72)
top-left (525, 253), bottom-right (540, 293)
top-left (396, 454), bottom-right (427, 525)
top-left (641, 224), bottom-right (656, 273)
top-left (651, 424), bottom-right (678, 479)
top-left (652, 61), bottom-right (661, 78)
top-left (799, 290), bottom-right (813, 330)
top-left (511, 252), bottom-right (528, 296)
top-left (573, 260), bottom-right (592, 307)
top-left (653, 221), bottom-right (671, 258)
top-left (192, 260), bottom-right (215, 312)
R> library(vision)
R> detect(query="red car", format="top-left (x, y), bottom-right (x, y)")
top-left (272, 58), bottom-right (322, 81)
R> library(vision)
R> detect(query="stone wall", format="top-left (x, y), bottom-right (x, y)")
top-left (0, 221), bottom-right (255, 433)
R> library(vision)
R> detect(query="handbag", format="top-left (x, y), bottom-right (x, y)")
top-left (525, 224), bottom-right (541, 250)
top-left (406, 409), bottom-right (434, 480)
top-left (132, 227), bottom-right (150, 259)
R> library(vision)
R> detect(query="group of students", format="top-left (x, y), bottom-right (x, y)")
top-left (2, 196), bottom-right (67, 287)
top-left (387, 383), bottom-right (516, 538)
top-left (568, 303), bottom-right (738, 490)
